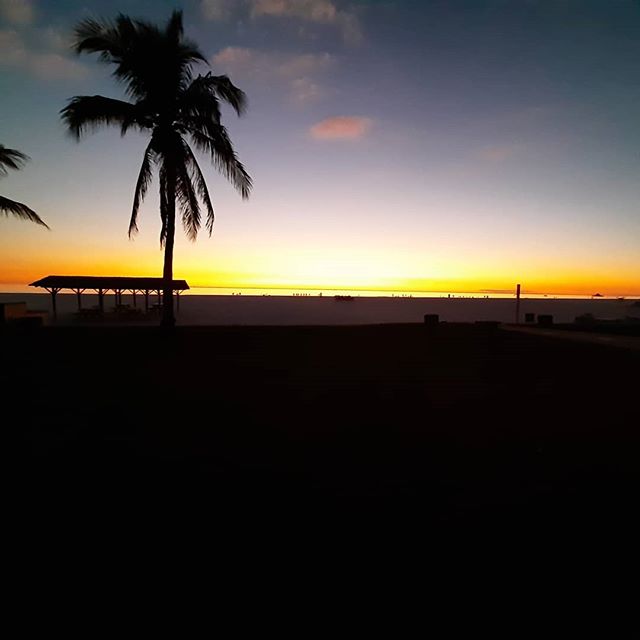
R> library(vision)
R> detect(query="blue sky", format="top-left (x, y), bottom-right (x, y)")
top-left (1, 0), bottom-right (639, 294)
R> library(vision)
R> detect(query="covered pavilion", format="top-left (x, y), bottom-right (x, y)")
top-left (29, 275), bottom-right (190, 316)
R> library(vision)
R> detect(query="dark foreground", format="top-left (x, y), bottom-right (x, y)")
top-left (10, 323), bottom-right (639, 531)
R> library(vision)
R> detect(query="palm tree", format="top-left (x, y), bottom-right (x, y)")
top-left (0, 145), bottom-right (48, 228)
top-left (61, 10), bottom-right (252, 326)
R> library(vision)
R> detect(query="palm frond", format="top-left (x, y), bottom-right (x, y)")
top-left (183, 142), bottom-right (215, 235)
top-left (0, 145), bottom-right (30, 177)
top-left (189, 128), bottom-right (252, 199)
top-left (166, 10), bottom-right (184, 41)
top-left (61, 95), bottom-right (141, 139)
top-left (129, 140), bottom-right (156, 237)
top-left (181, 73), bottom-right (247, 117)
top-left (158, 163), bottom-right (169, 247)
top-left (73, 16), bottom-right (131, 62)
top-left (174, 143), bottom-right (201, 241)
top-left (74, 13), bottom-right (205, 103)
top-left (0, 195), bottom-right (49, 228)
top-left (179, 83), bottom-right (222, 128)
top-left (206, 74), bottom-right (247, 116)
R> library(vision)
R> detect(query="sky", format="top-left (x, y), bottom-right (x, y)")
top-left (0, 0), bottom-right (639, 295)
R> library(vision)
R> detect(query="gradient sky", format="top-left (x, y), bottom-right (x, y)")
top-left (1, 0), bottom-right (639, 295)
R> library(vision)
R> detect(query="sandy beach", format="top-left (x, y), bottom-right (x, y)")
top-left (1, 291), bottom-right (637, 326)
top-left (10, 322), bottom-right (639, 530)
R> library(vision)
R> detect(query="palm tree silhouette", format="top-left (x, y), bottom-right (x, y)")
top-left (0, 145), bottom-right (48, 228)
top-left (61, 11), bottom-right (251, 326)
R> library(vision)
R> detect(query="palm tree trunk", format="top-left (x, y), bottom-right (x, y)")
top-left (161, 162), bottom-right (176, 328)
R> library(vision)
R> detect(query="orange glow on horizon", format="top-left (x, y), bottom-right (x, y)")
top-left (2, 257), bottom-right (638, 297)
top-left (1, 221), bottom-right (638, 297)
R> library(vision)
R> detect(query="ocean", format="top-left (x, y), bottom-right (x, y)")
top-left (1, 286), bottom-right (637, 325)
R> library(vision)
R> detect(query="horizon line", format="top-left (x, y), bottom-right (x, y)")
top-left (188, 285), bottom-right (640, 297)
top-left (1, 281), bottom-right (638, 298)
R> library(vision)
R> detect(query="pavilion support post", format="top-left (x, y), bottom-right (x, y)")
top-left (132, 290), bottom-right (137, 308)
top-left (176, 291), bottom-right (181, 313)
top-left (515, 283), bottom-right (521, 324)
top-left (47, 288), bottom-right (59, 317)
top-left (157, 290), bottom-right (162, 305)
top-left (144, 290), bottom-right (149, 313)
top-left (98, 289), bottom-right (105, 314)
top-left (74, 289), bottom-right (83, 310)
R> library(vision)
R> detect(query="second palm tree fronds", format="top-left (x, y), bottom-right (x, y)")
top-left (0, 145), bottom-right (48, 228)
top-left (61, 10), bottom-right (252, 326)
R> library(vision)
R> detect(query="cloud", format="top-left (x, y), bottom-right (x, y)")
top-left (0, 28), bottom-right (24, 63)
top-left (0, 28), bottom-right (87, 80)
top-left (200, 0), bottom-right (235, 21)
top-left (0, 0), bottom-right (34, 25)
top-left (38, 26), bottom-right (70, 52)
top-left (251, 0), bottom-right (338, 21)
top-left (310, 116), bottom-right (373, 140)
top-left (202, 0), bottom-right (363, 45)
top-left (212, 46), bottom-right (334, 104)
top-left (477, 145), bottom-right (516, 163)
top-left (212, 46), bottom-right (333, 78)
top-left (29, 52), bottom-right (86, 80)
top-left (212, 46), bottom-right (255, 69)
top-left (252, 0), bottom-right (363, 45)
top-left (290, 77), bottom-right (326, 104)
top-left (277, 51), bottom-right (334, 76)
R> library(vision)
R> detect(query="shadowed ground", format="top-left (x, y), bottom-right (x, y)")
top-left (10, 323), bottom-right (639, 530)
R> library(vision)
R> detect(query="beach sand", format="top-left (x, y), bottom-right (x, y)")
top-left (11, 322), bottom-right (639, 531)
top-left (2, 291), bottom-right (637, 325)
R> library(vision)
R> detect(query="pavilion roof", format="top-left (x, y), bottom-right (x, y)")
top-left (29, 275), bottom-right (190, 291)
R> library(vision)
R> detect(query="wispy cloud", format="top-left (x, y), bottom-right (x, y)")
top-left (211, 46), bottom-right (254, 69)
top-left (213, 47), bottom-right (334, 77)
top-left (29, 52), bottom-right (86, 80)
top-left (250, 0), bottom-right (363, 45)
top-left (201, 0), bottom-right (235, 21)
top-left (310, 116), bottom-right (373, 140)
top-left (477, 145), bottom-right (517, 163)
top-left (0, 0), bottom-right (34, 25)
top-left (201, 0), bottom-right (363, 45)
top-left (38, 25), bottom-right (70, 52)
top-left (0, 28), bottom-right (87, 80)
top-left (212, 46), bottom-right (334, 104)
top-left (251, 0), bottom-right (338, 21)
top-left (290, 77), bottom-right (326, 104)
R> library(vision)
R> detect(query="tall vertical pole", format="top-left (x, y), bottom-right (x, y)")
top-left (515, 283), bottom-right (521, 324)
top-left (144, 290), bottom-right (149, 313)
top-left (75, 289), bottom-right (82, 310)
top-left (98, 289), bottom-right (104, 314)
